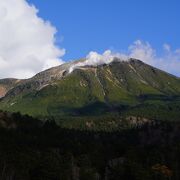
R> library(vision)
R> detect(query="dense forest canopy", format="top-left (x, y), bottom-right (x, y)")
top-left (0, 110), bottom-right (180, 180)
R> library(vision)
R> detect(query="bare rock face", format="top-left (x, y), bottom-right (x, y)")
top-left (0, 86), bottom-right (6, 98)
top-left (126, 116), bottom-right (152, 127)
top-left (1, 59), bottom-right (86, 98)
top-left (0, 78), bottom-right (22, 98)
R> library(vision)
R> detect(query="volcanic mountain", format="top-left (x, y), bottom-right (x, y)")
top-left (0, 58), bottom-right (179, 124)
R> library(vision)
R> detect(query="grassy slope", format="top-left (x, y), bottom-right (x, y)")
top-left (0, 60), bottom-right (179, 124)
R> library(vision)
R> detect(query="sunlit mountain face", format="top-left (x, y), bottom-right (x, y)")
top-left (0, 58), bottom-right (179, 130)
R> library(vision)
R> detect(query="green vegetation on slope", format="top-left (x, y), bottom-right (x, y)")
top-left (0, 59), bottom-right (179, 124)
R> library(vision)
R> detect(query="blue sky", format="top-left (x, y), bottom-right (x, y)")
top-left (28, 0), bottom-right (180, 61)
top-left (0, 0), bottom-right (179, 78)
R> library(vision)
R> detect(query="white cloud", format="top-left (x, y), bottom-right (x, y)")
top-left (163, 43), bottom-right (171, 52)
top-left (69, 40), bottom-right (180, 77)
top-left (129, 40), bottom-right (180, 76)
top-left (0, 0), bottom-right (65, 79)
top-left (128, 40), bottom-right (156, 64)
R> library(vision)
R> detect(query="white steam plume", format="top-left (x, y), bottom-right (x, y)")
top-left (69, 50), bottom-right (128, 73)
top-left (69, 40), bottom-right (180, 77)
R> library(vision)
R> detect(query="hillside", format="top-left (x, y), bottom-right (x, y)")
top-left (0, 58), bottom-right (180, 127)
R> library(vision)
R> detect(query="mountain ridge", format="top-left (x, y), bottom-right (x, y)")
top-left (0, 58), bottom-right (179, 98)
top-left (0, 58), bottom-right (180, 124)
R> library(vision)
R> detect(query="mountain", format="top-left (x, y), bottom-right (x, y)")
top-left (0, 58), bottom-right (180, 127)
top-left (0, 78), bottom-right (23, 98)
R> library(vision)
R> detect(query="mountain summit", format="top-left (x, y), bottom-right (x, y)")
top-left (0, 58), bottom-right (180, 123)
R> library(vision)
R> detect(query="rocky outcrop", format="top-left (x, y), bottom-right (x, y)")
top-left (126, 116), bottom-right (153, 127)
top-left (0, 86), bottom-right (6, 98)
top-left (0, 78), bottom-right (22, 98)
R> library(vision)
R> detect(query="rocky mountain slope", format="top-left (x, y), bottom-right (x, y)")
top-left (0, 78), bottom-right (22, 98)
top-left (0, 58), bottom-right (179, 122)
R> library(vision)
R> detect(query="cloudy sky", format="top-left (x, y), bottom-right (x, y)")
top-left (0, 0), bottom-right (179, 78)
